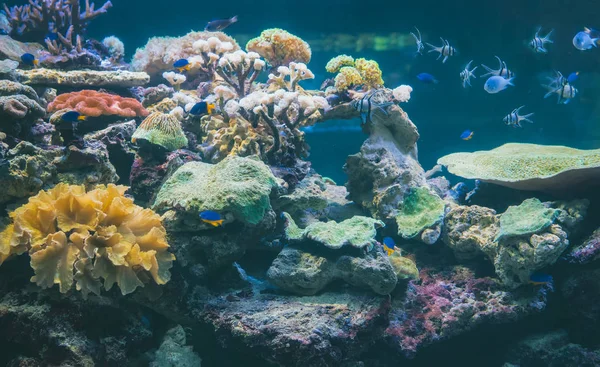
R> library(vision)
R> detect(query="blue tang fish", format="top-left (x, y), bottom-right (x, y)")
top-left (187, 101), bottom-right (216, 116)
top-left (205, 15), bottom-right (238, 32)
top-left (200, 210), bottom-right (224, 227)
top-left (61, 111), bottom-right (87, 122)
top-left (416, 72), bottom-right (438, 84)
top-left (20, 53), bottom-right (38, 67)
top-left (173, 59), bottom-right (191, 73)
top-left (460, 130), bottom-right (474, 140)
top-left (529, 273), bottom-right (553, 285)
top-left (382, 237), bottom-right (396, 256)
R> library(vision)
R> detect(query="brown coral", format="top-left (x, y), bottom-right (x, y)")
top-left (246, 28), bottom-right (311, 67)
top-left (0, 183), bottom-right (174, 296)
top-left (48, 90), bottom-right (149, 118)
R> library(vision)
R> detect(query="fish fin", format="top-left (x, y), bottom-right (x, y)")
top-left (585, 27), bottom-right (592, 33)
top-left (465, 60), bottom-right (473, 69)
top-left (360, 113), bottom-right (368, 124)
top-left (563, 98), bottom-right (571, 104)
top-left (593, 38), bottom-right (600, 47)
top-left (480, 64), bottom-right (495, 77)
top-left (515, 105), bottom-right (525, 113)
top-left (77, 115), bottom-right (87, 121)
top-left (131, 137), bottom-right (137, 143)
top-left (230, 15), bottom-right (238, 23)
top-left (425, 43), bottom-right (439, 53)
top-left (521, 114), bottom-right (534, 123)
top-left (507, 77), bottom-right (515, 86)
top-left (207, 103), bottom-right (216, 114)
top-left (442, 56), bottom-right (448, 63)
top-left (410, 32), bottom-right (418, 42)
top-left (543, 90), bottom-right (554, 99)
top-left (544, 29), bottom-right (554, 42)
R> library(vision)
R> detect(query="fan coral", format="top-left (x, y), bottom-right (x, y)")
top-left (0, 183), bottom-right (175, 296)
top-left (325, 54), bottom-right (355, 73)
top-left (132, 111), bottom-right (188, 151)
top-left (48, 90), bottom-right (149, 118)
top-left (246, 28), bottom-right (311, 67)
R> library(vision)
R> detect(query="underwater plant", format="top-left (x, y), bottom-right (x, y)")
top-left (0, 183), bottom-right (175, 296)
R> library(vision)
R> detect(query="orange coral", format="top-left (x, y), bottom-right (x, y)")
top-left (0, 183), bottom-right (174, 297)
top-left (48, 90), bottom-right (149, 118)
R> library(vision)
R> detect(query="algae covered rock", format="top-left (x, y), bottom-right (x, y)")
top-left (395, 186), bottom-right (445, 240)
top-left (437, 143), bottom-right (600, 191)
top-left (14, 68), bottom-right (150, 88)
top-left (150, 325), bottom-right (201, 367)
top-left (153, 156), bottom-right (278, 229)
top-left (443, 205), bottom-right (499, 261)
top-left (388, 251), bottom-right (419, 280)
top-left (282, 212), bottom-right (384, 249)
top-left (496, 198), bottom-right (560, 241)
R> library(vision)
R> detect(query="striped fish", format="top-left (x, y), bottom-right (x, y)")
top-left (410, 26), bottom-right (425, 54)
top-left (427, 37), bottom-right (456, 63)
top-left (460, 60), bottom-right (477, 88)
top-left (480, 56), bottom-right (514, 79)
top-left (351, 92), bottom-right (394, 124)
top-left (529, 27), bottom-right (553, 53)
top-left (544, 83), bottom-right (577, 104)
top-left (503, 106), bottom-right (534, 128)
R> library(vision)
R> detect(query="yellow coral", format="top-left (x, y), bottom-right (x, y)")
top-left (334, 66), bottom-right (364, 92)
top-left (246, 28), bottom-right (311, 67)
top-left (0, 183), bottom-right (175, 296)
top-left (354, 58), bottom-right (384, 88)
top-left (325, 55), bottom-right (355, 73)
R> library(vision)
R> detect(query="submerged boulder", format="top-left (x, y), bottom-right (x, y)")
top-left (395, 186), bottom-right (446, 243)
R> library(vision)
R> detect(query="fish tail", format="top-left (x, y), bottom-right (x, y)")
top-left (131, 137), bottom-right (137, 143)
top-left (425, 43), bottom-right (439, 53)
top-left (593, 38), bottom-right (600, 47)
top-left (230, 15), bottom-right (238, 23)
top-left (207, 103), bottom-right (216, 114)
top-left (507, 77), bottom-right (515, 86)
top-left (521, 113), bottom-right (534, 123)
top-left (78, 115), bottom-right (87, 121)
top-left (480, 64), bottom-right (494, 77)
top-left (544, 29), bottom-right (554, 42)
top-left (543, 89), bottom-right (555, 99)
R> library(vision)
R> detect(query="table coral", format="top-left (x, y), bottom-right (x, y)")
top-left (246, 28), bottom-right (311, 67)
top-left (496, 198), bottom-right (561, 241)
top-left (48, 90), bottom-right (149, 118)
top-left (14, 68), bottom-right (150, 88)
top-left (437, 143), bottom-right (600, 191)
top-left (395, 187), bottom-right (446, 240)
top-left (132, 111), bottom-right (188, 151)
top-left (0, 183), bottom-right (175, 296)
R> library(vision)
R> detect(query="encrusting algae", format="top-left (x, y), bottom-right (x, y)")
top-left (0, 183), bottom-right (175, 297)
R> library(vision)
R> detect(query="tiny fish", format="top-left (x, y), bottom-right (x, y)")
top-left (351, 92), bottom-right (393, 124)
top-left (199, 210), bottom-right (224, 227)
top-left (187, 101), bottom-right (216, 116)
top-left (416, 72), bottom-right (438, 84)
top-left (484, 75), bottom-right (514, 94)
top-left (529, 27), bottom-right (553, 53)
top-left (173, 59), bottom-right (191, 73)
top-left (460, 60), bottom-right (477, 88)
top-left (205, 15), bottom-right (238, 32)
top-left (20, 53), bottom-right (38, 67)
top-left (567, 71), bottom-right (579, 84)
top-left (460, 130), bottom-right (474, 140)
top-left (503, 106), bottom-right (534, 128)
top-left (480, 56), bottom-right (514, 79)
top-left (410, 26), bottom-right (425, 54)
top-left (61, 111), bottom-right (87, 122)
top-left (546, 70), bottom-right (567, 88)
top-left (544, 83), bottom-right (577, 104)
top-left (529, 273), bottom-right (553, 285)
top-left (426, 37), bottom-right (456, 63)
top-left (572, 28), bottom-right (599, 50)
top-left (382, 237), bottom-right (396, 256)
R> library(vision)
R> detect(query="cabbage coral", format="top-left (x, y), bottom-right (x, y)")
top-left (0, 183), bottom-right (175, 297)
top-left (246, 28), bottom-right (311, 67)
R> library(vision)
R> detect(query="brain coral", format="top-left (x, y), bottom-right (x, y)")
top-left (437, 143), bottom-right (600, 191)
top-left (48, 90), bottom-right (149, 118)
top-left (0, 183), bottom-right (175, 296)
top-left (246, 28), bottom-right (311, 67)
top-left (132, 111), bottom-right (188, 151)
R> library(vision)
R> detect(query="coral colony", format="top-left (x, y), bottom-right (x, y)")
top-left (0, 1), bottom-right (599, 366)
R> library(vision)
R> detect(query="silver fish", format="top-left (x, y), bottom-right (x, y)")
top-left (529, 27), bottom-right (553, 53)
top-left (426, 37), bottom-right (456, 63)
top-left (503, 106), bottom-right (534, 128)
top-left (545, 70), bottom-right (568, 89)
top-left (460, 60), bottom-right (477, 88)
top-left (480, 56), bottom-right (514, 79)
top-left (351, 92), bottom-right (393, 124)
top-left (544, 83), bottom-right (577, 104)
top-left (410, 26), bottom-right (425, 54)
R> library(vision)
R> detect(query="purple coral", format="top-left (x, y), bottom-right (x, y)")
top-left (564, 228), bottom-right (600, 264)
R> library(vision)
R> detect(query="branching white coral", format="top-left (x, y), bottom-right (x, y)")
top-left (393, 85), bottom-right (413, 103)
top-left (162, 71), bottom-right (187, 89)
top-left (268, 62), bottom-right (315, 92)
top-left (216, 50), bottom-right (266, 97)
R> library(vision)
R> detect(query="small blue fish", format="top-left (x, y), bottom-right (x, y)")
top-left (460, 60), bottom-right (477, 88)
top-left (484, 75), bottom-right (514, 94)
top-left (572, 28), bottom-right (599, 50)
top-left (382, 237), bottom-right (396, 256)
top-left (416, 72), bottom-right (438, 84)
top-left (529, 273), bottom-right (553, 285)
top-left (529, 27), bottom-right (553, 53)
top-left (61, 111), bottom-right (87, 123)
top-left (503, 106), bottom-right (533, 128)
top-left (205, 15), bottom-right (238, 32)
top-left (460, 130), bottom-right (474, 140)
top-left (351, 92), bottom-right (393, 124)
top-left (187, 101), bottom-right (216, 116)
top-left (567, 72), bottom-right (579, 84)
top-left (173, 59), bottom-right (191, 73)
top-left (426, 37), bottom-right (456, 63)
top-left (200, 210), bottom-right (224, 227)
top-left (410, 26), bottom-right (425, 54)
top-left (20, 53), bottom-right (38, 67)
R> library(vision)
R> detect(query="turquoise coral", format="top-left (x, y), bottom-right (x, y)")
top-left (395, 187), bottom-right (445, 239)
top-left (496, 198), bottom-right (561, 241)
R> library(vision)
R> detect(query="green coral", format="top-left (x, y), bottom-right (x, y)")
top-left (395, 187), bottom-right (445, 239)
top-left (326, 55), bottom-right (384, 91)
top-left (354, 58), bottom-right (384, 88)
top-left (282, 212), bottom-right (384, 249)
top-left (325, 55), bottom-right (355, 73)
top-left (388, 252), bottom-right (419, 280)
top-left (132, 112), bottom-right (188, 151)
top-left (153, 156), bottom-right (278, 225)
top-left (496, 198), bottom-right (561, 241)
top-left (334, 66), bottom-right (363, 92)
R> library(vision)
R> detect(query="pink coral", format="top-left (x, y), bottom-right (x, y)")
top-left (48, 90), bottom-right (148, 118)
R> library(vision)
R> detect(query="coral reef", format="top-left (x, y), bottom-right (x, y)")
top-left (153, 156), bottom-right (278, 229)
top-left (0, 80), bottom-right (46, 138)
top-left (132, 111), bottom-right (188, 151)
top-left (325, 55), bottom-right (384, 91)
top-left (395, 186), bottom-right (445, 243)
top-left (14, 68), bottom-right (149, 88)
top-left (565, 226), bottom-right (600, 264)
top-left (0, 34), bottom-right (44, 60)
top-left (443, 205), bottom-right (499, 260)
top-left (496, 198), bottom-right (561, 240)
top-left (150, 325), bottom-right (202, 367)
top-left (48, 89), bottom-right (149, 117)
top-left (246, 28), bottom-right (311, 67)
top-left (438, 143), bottom-right (600, 191)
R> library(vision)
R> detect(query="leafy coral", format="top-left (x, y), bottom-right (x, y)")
top-left (132, 111), bottom-right (188, 151)
top-left (496, 198), bottom-right (561, 241)
top-left (395, 187), bottom-right (445, 239)
top-left (325, 55), bottom-right (384, 91)
top-left (0, 183), bottom-right (175, 296)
